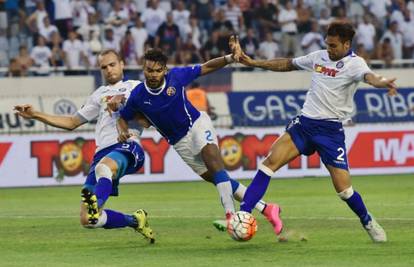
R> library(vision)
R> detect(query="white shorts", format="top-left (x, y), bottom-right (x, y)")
top-left (173, 112), bottom-right (218, 175)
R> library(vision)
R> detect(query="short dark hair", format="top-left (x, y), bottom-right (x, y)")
top-left (144, 48), bottom-right (168, 66)
top-left (327, 21), bottom-right (355, 43)
top-left (98, 49), bottom-right (122, 62)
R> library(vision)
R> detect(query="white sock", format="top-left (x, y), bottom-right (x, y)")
top-left (233, 183), bottom-right (266, 213)
top-left (216, 181), bottom-right (235, 214)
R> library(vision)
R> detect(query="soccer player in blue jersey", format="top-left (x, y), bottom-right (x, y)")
top-left (14, 50), bottom-right (154, 243)
top-left (115, 44), bottom-right (283, 235)
top-left (232, 21), bottom-right (397, 242)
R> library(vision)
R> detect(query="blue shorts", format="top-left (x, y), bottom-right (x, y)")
top-left (286, 116), bottom-right (348, 170)
top-left (83, 141), bottom-right (145, 196)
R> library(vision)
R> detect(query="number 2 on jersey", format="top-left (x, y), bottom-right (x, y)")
top-left (205, 130), bottom-right (213, 142)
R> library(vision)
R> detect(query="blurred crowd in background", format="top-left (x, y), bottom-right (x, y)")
top-left (1, 0), bottom-right (414, 77)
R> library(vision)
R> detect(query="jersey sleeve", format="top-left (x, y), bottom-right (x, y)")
top-left (119, 90), bottom-right (140, 121)
top-left (292, 51), bottom-right (320, 71)
top-left (348, 57), bottom-right (374, 82)
top-left (171, 65), bottom-right (201, 87)
top-left (77, 90), bottom-right (101, 121)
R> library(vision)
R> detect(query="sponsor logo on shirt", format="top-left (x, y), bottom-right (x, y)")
top-left (166, 86), bottom-right (176, 96)
top-left (314, 64), bottom-right (339, 77)
top-left (336, 61), bottom-right (344, 69)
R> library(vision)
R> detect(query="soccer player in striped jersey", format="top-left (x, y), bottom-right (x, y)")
top-left (233, 21), bottom-right (397, 242)
top-left (14, 50), bottom-right (155, 243)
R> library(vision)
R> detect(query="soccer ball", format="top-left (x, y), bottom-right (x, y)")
top-left (227, 211), bottom-right (258, 241)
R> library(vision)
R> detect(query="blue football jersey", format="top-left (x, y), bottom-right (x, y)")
top-left (120, 65), bottom-right (202, 145)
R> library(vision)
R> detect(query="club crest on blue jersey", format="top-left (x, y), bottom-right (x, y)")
top-left (336, 61), bottom-right (344, 69)
top-left (166, 86), bottom-right (176, 96)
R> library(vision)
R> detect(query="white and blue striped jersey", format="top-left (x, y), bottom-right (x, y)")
top-left (120, 65), bottom-right (202, 145)
top-left (77, 79), bottom-right (142, 151)
top-left (292, 50), bottom-right (373, 121)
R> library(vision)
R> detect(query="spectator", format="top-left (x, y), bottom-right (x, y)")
top-left (222, 0), bottom-right (244, 32)
top-left (202, 30), bottom-right (225, 60)
top-left (356, 43), bottom-right (371, 64)
top-left (96, 0), bottom-right (112, 22)
top-left (62, 31), bottom-right (88, 70)
top-left (71, 0), bottom-right (96, 30)
top-left (381, 21), bottom-right (403, 60)
top-left (129, 17), bottom-right (148, 64)
top-left (376, 37), bottom-right (394, 67)
top-left (177, 32), bottom-right (203, 65)
top-left (186, 82), bottom-right (216, 120)
top-left (30, 35), bottom-right (52, 75)
top-left (155, 12), bottom-right (181, 56)
top-left (120, 30), bottom-right (138, 66)
top-left (258, 31), bottom-right (280, 60)
top-left (141, 0), bottom-right (166, 42)
top-left (0, 27), bottom-right (9, 67)
top-left (15, 45), bottom-right (33, 76)
top-left (106, 0), bottom-right (129, 42)
top-left (26, 1), bottom-right (48, 35)
top-left (189, 17), bottom-right (202, 49)
top-left (84, 31), bottom-right (102, 67)
top-left (172, 0), bottom-right (190, 41)
top-left (240, 28), bottom-right (259, 58)
top-left (76, 13), bottom-right (100, 42)
top-left (278, 1), bottom-right (298, 56)
top-left (254, 0), bottom-right (279, 37)
top-left (296, 0), bottom-right (312, 33)
top-left (49, 31), bottom-right (65, 68)
top-left (6, 58), bottom-right (23, 77)
top-left (102, 27), bottom-right (120, 52)
top-left (301, 20), bottom-right (325, 54)
top-left (362, 0), bottom-right (391, 28)
top-left (124, 0), bottom-right (138, 26)
top-left (400, 9), bottom-right (414, 59)
top-left (52, 0), bottom-right (73, 39)
top-left (39, 16), bottom-right (58, 43)
top-left (318, 7), bottom-right (333, 34)
top-left (191, 0), bottom-right (214, 34)
top-left (356, 14), bottom-right (376, 55)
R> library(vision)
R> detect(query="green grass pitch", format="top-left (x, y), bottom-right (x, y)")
top-left (0, 174), bottom-right (413, 267)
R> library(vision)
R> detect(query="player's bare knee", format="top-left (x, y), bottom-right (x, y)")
top-left (337, 186), bottom-right (354, 200)
top-left (95, 163), bottom-right (115, 180)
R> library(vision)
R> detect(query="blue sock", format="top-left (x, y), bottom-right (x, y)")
top-left (241, 170), bottom-right (271, 213)
top-left (345, 191), bottom-right (371, 226)
top-left (103, 209), bottom-right (129, 229)
top-left (230, 179), bottom-right (240, 193)
top-left (124, 214), bottom-right (138, 228)
top-left (95, 177), bottom-right (112, 208)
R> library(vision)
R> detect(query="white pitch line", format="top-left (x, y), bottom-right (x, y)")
top-left (0, 215), bottom-right (413, 221)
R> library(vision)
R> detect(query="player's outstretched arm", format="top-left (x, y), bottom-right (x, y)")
top-left (364, 73), bottom-right (397, 96)
top-left (14, 104), bottom-right (84, 131)
top-left (239, 53), bottom-right (297, 72)
top-left (117, 117), bottom-right (132, 142)
top-left (200, 54), bottom-right (234, 76)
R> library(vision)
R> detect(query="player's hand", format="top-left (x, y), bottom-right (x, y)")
top-left (239, 52), bottom-right (255, 67)
top-left (382, 77), bottom-right (397, 96)
top-left (229, 35), bottom-right (242, 62)
top-left (106, 94), bottom-right (126, 116)
top-left (118, 131), bottom-right (132, 142)
top-left (13, 104), bottom-right (36, 119)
